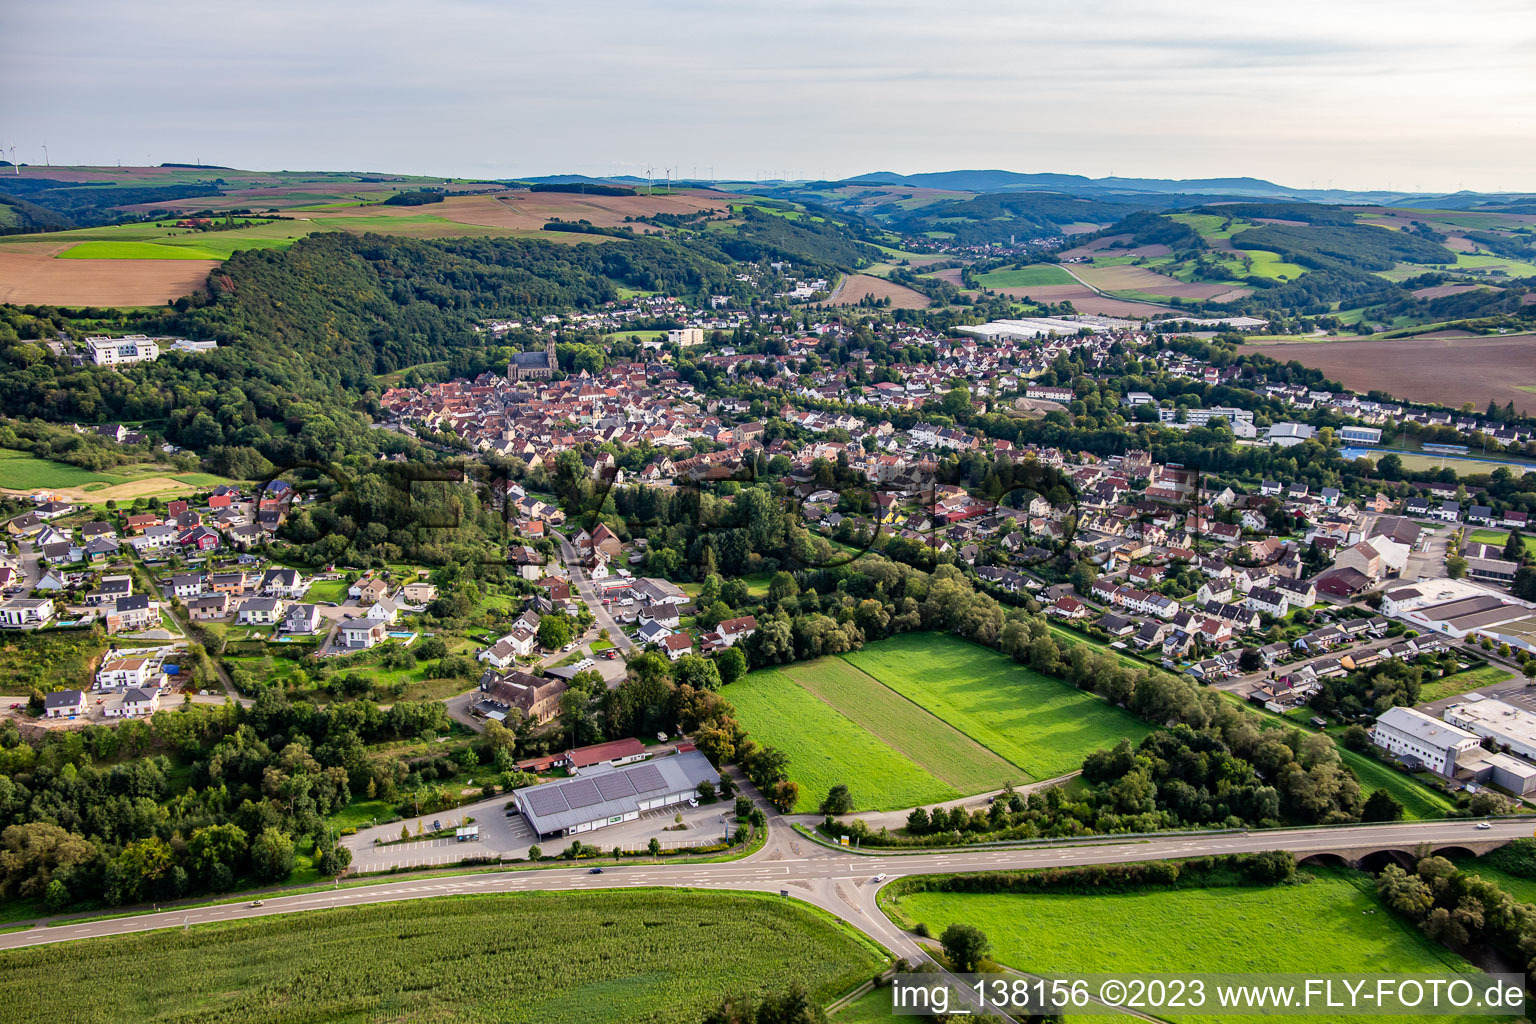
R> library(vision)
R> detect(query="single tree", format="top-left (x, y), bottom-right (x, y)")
top-left (820, 784), bottom-right (854, 816)
top-left (940, 923), bottom-right (992, 972)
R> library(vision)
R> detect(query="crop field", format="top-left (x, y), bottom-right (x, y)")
top-left (893, 869), bottom-right (1484, 1024)
top-left (1072, 263), bottom-right (1251, 301)
top-left (1255, 333), bottom-right (1536, 415)
top-left (988, 281), bottom-right (1174, 316)
top-left (0, 890), bottom-right (886, 1024)
top-left (722, 665), bottom-right (960, 811)
top-left (1058, 233), bottom-right (1175, 259)
top-left (781, 658), bottom-right (1024, 795)
top-left (0, 248), bottom-right (218, 307)
top-left (975, 265), bottom-right (1075, 288)
top-left (826, 273), bottom-right (931, 308)
top-left (724, 634), bottom-right (1152, 812)
top-left (843, 634), bottom-right (1152, 782)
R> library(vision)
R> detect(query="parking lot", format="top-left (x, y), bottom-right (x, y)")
top-left (344, 788), bottom-right (738, 872)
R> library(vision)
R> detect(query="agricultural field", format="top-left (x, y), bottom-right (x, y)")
top-left (0, 890), bottom-right (887, 1024)
top-left (1071, 263), bottom-right (1250, 302)
top-left (1254, 333), bottom-right (1536, 415)
top-left (0, 177), bottom-right (738, 306)
top-left (0, 247), bottom-right (218, 307)
top-left (724, 634), bottom-right (1151, 812)
top-left (891, 868), bottom-right (1486, 1024)
top-left (825, 273), bottom-right (930, 309)
top-left (975, 265), bottom-right (1076, 289)
top-left (721, 665), bottom-right (961, 812)
top-left (842, 634), bottom-right (1152, 782)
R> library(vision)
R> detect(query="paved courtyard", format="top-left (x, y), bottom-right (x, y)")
top-left (344, 788), bottom-right (740, 872)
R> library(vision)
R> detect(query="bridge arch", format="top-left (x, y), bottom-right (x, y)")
top-left (1297, 853), bottom-right (1349, 869)
top-left (1430, 845), bottom-right (1479, 862)
top-left (1356, 849), bottom-right (1418, 874)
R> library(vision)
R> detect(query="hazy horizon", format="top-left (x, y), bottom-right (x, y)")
top-left (4, 0), bottom-right (1534, 193)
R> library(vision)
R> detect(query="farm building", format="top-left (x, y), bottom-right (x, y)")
top-left (512, 750), bottom-right (720, 838)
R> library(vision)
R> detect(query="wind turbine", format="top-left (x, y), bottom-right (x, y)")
top-left (645, 163), bottom-right (654, 195)
top-left (7, 143), bottom-right (17, 175)
top-left (663, 166), bottom-right (673, 193)
top-left (41, 143), bottom-right (49, 167)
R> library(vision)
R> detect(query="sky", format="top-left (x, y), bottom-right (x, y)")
top-left (4, 0), bottom-right (1534, 192)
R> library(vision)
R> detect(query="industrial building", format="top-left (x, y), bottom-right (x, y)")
top-left (1371, 707), bottom-right (1481, 777)
top-left (512, 750), bottom-right (720, 838)
top-left (1444, 697), bottom-right (1536, 764)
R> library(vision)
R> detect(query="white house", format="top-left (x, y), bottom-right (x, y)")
top-left (0, 597), bottom-right (55, 628)
top-left (44, 690), bottom-right (86, 718)
top-left (341, 618), bottom-right (387, 649)
top-left (236, 596), bottom-right (286, 626)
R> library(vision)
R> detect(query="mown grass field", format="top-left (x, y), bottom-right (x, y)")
top-left (785, 658), bottom-right (1025, 795)
top-left (0, 890), bottom-right (887, 1024)
top-left (843, 634), bottom-right (1152, 782)
top-left (0, 448), bottom-right (142, 488)
top-left (0, 449), bottom-right (237, 504)
top-left (724, 634), bottom-right (1152, 813)
top-left (1468, 528), bottom-right (1536, 557)
top-left (975, 265), bottom-right (1075, 288)
top-left (1417, 664), bottom-right (1516, 704)
top-left (894, 869), bottom-right (1488, 1024)
top-left (722, 666), bottom-right (959, 812)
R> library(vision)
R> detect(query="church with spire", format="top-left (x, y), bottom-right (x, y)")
top-left (507, 337), bottom-right (557, 382)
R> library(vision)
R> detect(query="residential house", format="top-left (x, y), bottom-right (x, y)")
top-left (340, 618), bottom-right (388, 649)
top-left (236, 596), bottom-right (286, 626)
top-left (282, 603), bottom-right (323, 635)
top-left (44, 690), bottom-right (86, 719)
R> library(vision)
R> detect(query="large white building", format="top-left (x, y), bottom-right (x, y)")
top-left (1371, 706), bottom-right (1481, 777)
top-left (87, 335), bottom-right (160, 366)
top-left (667, 328), bottom-right (705, 347)
top-left (1444, 698), bottom-right (1536, 764)
top-left (512, 750), bottom-right (720, 838)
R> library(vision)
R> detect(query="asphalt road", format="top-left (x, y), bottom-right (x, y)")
top-left (3, 817), bottom-right (1525, 957)
top-left (552, 529), bottom-right (633, 654)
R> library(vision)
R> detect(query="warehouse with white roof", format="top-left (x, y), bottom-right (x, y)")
top-left (512, 750), bottom-right (721, 838)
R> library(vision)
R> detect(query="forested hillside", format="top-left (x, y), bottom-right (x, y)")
top-left (0, 231), bottom-right (772, 463)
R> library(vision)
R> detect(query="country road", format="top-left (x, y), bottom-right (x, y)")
top-left (2, 815), bottom-right (1524, 958)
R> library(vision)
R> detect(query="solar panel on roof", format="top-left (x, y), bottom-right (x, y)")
top-left (524, 788), bottom-right (569, 817)
top-left (596, 773), bottom-right (637, 801)
top-left (628, 763), bottom-right (666, 793)
top-left (562, 778), bottom-right (603, 809)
